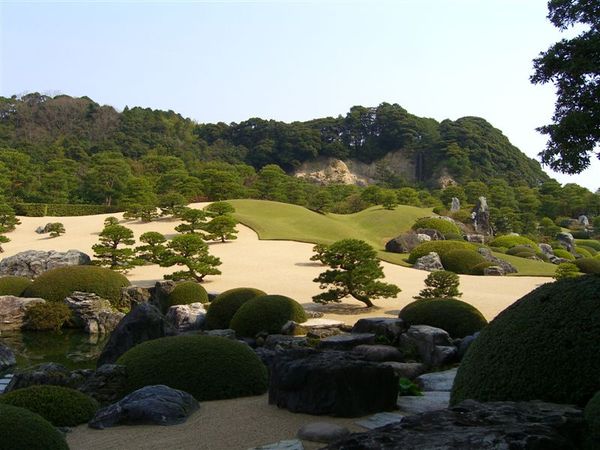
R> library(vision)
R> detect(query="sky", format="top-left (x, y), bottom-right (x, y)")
top-left (0, 0), bottom-right (598, 191)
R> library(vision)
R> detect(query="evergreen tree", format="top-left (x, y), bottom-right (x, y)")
top-left (92, 224), bottom-right (137, 272)
top-left (160, 234), bottom-right (222, 282)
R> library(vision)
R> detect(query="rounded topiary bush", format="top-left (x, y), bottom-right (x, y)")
top-left (0, 276), bottom-right (32, 296)
top-left (440, 249), bottom-right (488, 275)
top-left (23, 265), bottom-right (130, 309)
top-left (574, 258), bottom-right (600, 274)
top-left (408, 241), bottom-right (478, 263)
top-left (167, 281), bottom-right (209, 306)
top-left (451, 274), bottom-right (600, 407)
top-left (584, 391), bottom-right (600, 449)
top-left (0, 385), bottom-right (98, 427)
top-left (23, 302), bottom-right (72, 331)
top-left (513, 251), bottom-right (537, 259)
top-left (576, 239), bottom-right (600, 252)
top-left (505, 245), bottom-right (535, 256)
top-left (575, 246), bottom-right (594, 258)
top-left (489, 235), bottom-right (538, 249)
top-left (399, 298), bottom-right (488, 338)
top-left (553, 248), bottom-right (575, 260)
top-left (412, 217), bottom-right (462, 237)
top-left (230, 294), bottom-right (307, 338)
top-left (117, 335), bottom-right (268, 401)
top-left (578, 245), bottom-right (598, 256)
top-left (0, 403), bottom-right (69, 450)
top-left (205, 287), bottom-right (266, 330)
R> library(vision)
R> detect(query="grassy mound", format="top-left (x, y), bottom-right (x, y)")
top-left (0, 403), bottom-right (69, 450)
top-left (440, 249), bottom-right (488, 275)
top-left (489, 235), bottom-right (538, 249)
top-left (204, 287), bottom-right (266, 330)
top-left (23, 266), bottom-right (130, 309)
top-left (23, 302), bottom-right (72, 331)
top-left (451, 274), bottom-right (600, 406)
top-left (408, 240), bottom-right (478, 263)
top-left (399, 298), bottom-right (488, 338)
top-left (230, 294), bottom-right (307, 337)
top-left (574, 258), bottom-right (600, 274)
top-left (0, 276), bottom-right (32, 296)
top-left (168, 281), bottom-right (209, 307)
top-left (584, 391), bottom-right (600, 449)
top-left (553, 248), bottom-right (575, 260)
top-left (411, 217), bottom-right (462, 237)
top-left (0, 385), bottom-right (98, 427)
top-left (117, 335), bottom-right (268, 401)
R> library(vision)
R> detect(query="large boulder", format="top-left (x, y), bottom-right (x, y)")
top-left (65, 291), bottom-right (125, 335)
top-left (477, 247), bottom-right (517, 274)
top-left (0, 250), bottom-right (90, 278)
top-left (412, 252), bottom-right (444, 272)
top-left (268, 349), bottom-right (398, 417)
top-left (88, 384), bottom-right (199, 429)
top-left (415, 228), bottom-right (445, 241)
top-left (0, 343), bottom-right (16, 372)
top-left (471, 196), bottom-right (492, 235)
top-left (556, 232), bottom-right (575, 252)
top-left (351, 317), bottom-right (407, 345)
top-left (5, 363), bottom-right (88, 393)
top-left (120, 286), bottom-right (151, 309)
top-left (317, 333), bottom-right (375, 351)
top-left (165, 302), bottom-right (206, 332)
top-left (78, 364), bottom-right (127, 406)
top-left (351, 345), bottom-right (403, 362)
top-left (323, 400), bottom-right (584, 450)
top-left (96, 303), bottom-right (175, 367)
top-left (399, 325), bottom-right (457, 368)
top-left (385, 233), bottom-right (422, 254)
top-left (0, 296), bottom-right (45, 331)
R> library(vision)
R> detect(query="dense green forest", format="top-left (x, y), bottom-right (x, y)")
top-left (0, 93), bottom-right (598, 235)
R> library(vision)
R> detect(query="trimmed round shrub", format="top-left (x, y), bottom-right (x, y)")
top-left (117, 335), bottom-right (268, 401)
top-left (205, 287), bottom-right (266, 330)
top-left (470, 261), bottom-right (495, 275)
top-left (167, 281), bottom-right (209, 306)
top-left (574, 258), bottom-right (600, 274)
top-left (0, 276), bottom-right (32, 296)
top-left (443, 232), bottom-right (464, 241)
top-left (576, 239), bottom-right (600, 252)
top-left (412, 217), bottom-right (462, 237)
top-left (23, 302), bottom-right (71, 331)
top-left (505, 245), bottom-right (534, 256)
top-left (575, 246), bottom-right (593, 258)
top-left (23, 265), bottom-right (130, 309)
top-left (0, 385), bottom-right (98, 427)
top-left (489, 234), bottom-right (538, 249)
top-left (513, 251), bottom-right (537, 259)
top-left (440, 249), bottom-right (488, 275)
top-left (399, 298), bottom-right (487, 338)
top-left (553, 248), bottom-right (575, 260)
top-left (408, 240), bottom-right (478, 263)
top-left (553, 262), bottom-right (581, 280)
top-left (0, 403), bottom-right (69, 450)
top-left (584, 391), bottom-right (600, 449)
top-left (451, 274), bottom-right (600, 407)
top-left (578, 245), bottom-right (598, 256)
top-left (230, 294), bottom-right (308, 337)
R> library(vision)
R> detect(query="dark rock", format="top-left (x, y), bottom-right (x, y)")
top-left (399, 325), bottom-right (457, 368)
top-left (457, 332), bottom-right (479, 359)
top-left (355, 412), bottom-right (404, 430)
top-left (0, 249), bottom-right (91, 278)
top-left (0, 296), bottom-right (45, 331)
top-left (415, 368), bottom-right (457, 392)
top-left (397, 391), bottom-right (451, 415)
top-left (306, 328), bottom-right (341, 339)
top-left (203, 328), bottom-right (236, 339)
top-left (385, 233), bottom-right (422, 254)
top-left (351, 345), bottom-right (403, 362)
top-left (264, 334), bottom-right (308, 350)
top-left (323, 400), bottom-right (584, 450)
top-left (412, 252), bottom-right (444, 272)
top-left (254, 347), bottom-right (277, 369)
top-left (250, 440), bottom-right (304, 450)
top-left (78, 364), bottom-right (127, 406)
top-left (381, 362), bottom-right (426, 380)
top-left (471, 196), bottom-right (492, 235)
top-left (0, 343), bottom-right (16, 372)
top-left (88, 384), bottom-right (199, 429)
top-left (96, 303), bottom-right (176, 367)
top-left (415, 228), bottom-right (445, 241)
top-left (65, 291), bottom-right (124, 334)
top-left (556, 232), bottom-right (575, 252)
top-left (318, 333), bottom-right (375, 351)
top-left (297, 422), bottom-right (350, 443)
top-left (165, 303), bottom-right (206, 332)
top-left (351, 318), bottom-right (407, 346)
top-left (483, 265), bottom-right (504, 276)
top-left (121, 286), bottom-right (151, 309)
top-left (477, 247), bottom-right (517, 274)
top-left (269, 349), bottom-right (398, 417)
top-left (148, 280), bottom-right (176, 312)
top-left (5, 362), bottom-right (87, 392)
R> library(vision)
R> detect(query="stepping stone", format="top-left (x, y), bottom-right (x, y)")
top-left (355, 412), bottom-right (404, 430)
top-left (397, 391), bottom-right (450, 415)
top-left (415, 368), bottom-right (458, 392)
top-left (249, 439), bottom-right (304, 450)
top-left (297, 422), bottom-right (350, 443)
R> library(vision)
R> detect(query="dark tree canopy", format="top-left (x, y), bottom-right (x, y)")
top-left (531, 0), bottom-right (600, 173)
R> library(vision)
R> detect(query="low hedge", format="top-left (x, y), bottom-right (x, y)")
top-left (576, 239), bottom-right (600, 251)
top-left (578, 245), bottom-right (598, 256)
top-left (584, 391), bottom-right (600, 449)
top-left (230, 294), bottom-right (307, 338)
top-left (408, 241), bottom-right (478, 263)
top-left (0, 385), bottom-right (98, 427)
top-left (0, 403), bottom-right (69, 450)
top-left (204, 287), bottom-right (266, 330)
top-left (167, 281), bottom-right (209, 307)
top-left (23, 302), bottom-right (72, 331)
top-left (12, 203), bottom-right (120, 217)
top-left (575, 246), bottom-right (593, 258)
top-left (440, 249), bottom-right (488, 275)
top-left (489, 235), bottom-right (538, 249)
top-left (505, 245), bottom-right (535, 256)
top-left (0, 276), bottom-right (32, 296)
top-left (23, 265), bottom-right (130, 309)
top-left (411, 217), bottom-right (462, 237)
top-left (553, 248), bottom-right (575, 260)
top-left (399, 298), bottom-right (488, 338)
top-left (574, 258), bottom-right (600, 274)
top-left (117, 335), bottom-right (268, 401)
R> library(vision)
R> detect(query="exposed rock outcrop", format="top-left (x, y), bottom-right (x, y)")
top-left (471, 197), bottom-right (492, 235)
top-left (0, 249), bottom-right (91, 278)
top-left (0, 296), bottom-right (45, 331)
top-left (65, 291), bottom-right (124, 334)
top-left (165, 303), bottom-right (206, 332)
top-left (413, 252), bottom-right (444, 272)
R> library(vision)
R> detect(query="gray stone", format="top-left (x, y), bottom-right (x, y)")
top-left (351, 345), bottom-right (403, 362)
top-left (0, 343), bottom-right (16, 372)
top-left (471, 196), bottom-right (492, 235)
top-left (380, 362), bottom-right (427, 380)
top-left (450, 197), bottom-right (460, 212)
top-left (306, 328), bottom-right (341, 339)
top-left (121, 286), bottom-right (151, 309)
top-left (88, 384), bottom-right (199, 429)
top-left (263, 334), bottom-right (308, 350)
top-left (297, 422), bottom-right (350, 443)
top-left (415, 228), bottom-right (445, 241)
top-left (323, 400), bottom-right (584, 450)
top-left (355, 412), bottom-right (404, 430)
top-left (35, 226), bottom-right (46, 234)
top-left (579, 215), bottom-right (589, 226)
top-left (399, 325), bottom-right (457, 368)
top-left (165, 302), bottom-right (206, 332)
top-left (465, 234), bottom-right (485, 244)
top-left (65, 291), bottom-right (124, 334)
top-left (538, 243), bottom-right (555, 258)
top-left (385, 233), bottom-right (422, 253)
top-left (457, 332), bottom-right (479, 359)
top-left (78, 364), bottom-right (127, 406)
top-left (0, 249), bottom-right (91, 278)
top-left (396, 391), bottom-right (451, 415)
top-left (556, 232), bottom-right (575, 252)
top-left (483, 265), bottom-right (504, 276)
top-left (5, 362), bottom-right (88, 392)
top-left (317, 333), bottom-right (376, 350)
top-left (148, 280), bottom-right (176, 313)
top-left (0, 296), bottom-right (45, 331)
top-left (351, 317), bottom-right (407, 346)
top-left (412, 252), bottom-right (444, 272)
top-left (415, 368), bottom-right (457, 392)
top-left (477, 247), bottom-right (517, 274)
top-left (250, 440), bottom-right (304, 450)
top-left (96, 303), bottom-right (176, 367)
top-left (203, 328), bottom-right (236, 339)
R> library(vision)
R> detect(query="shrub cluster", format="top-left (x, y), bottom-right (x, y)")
top-left (408, 240), bottom-right (478, 263)
top-left (13, 203), bottom-right (120, 217)
top-left (230, 294), bottom-right (307, 337)
top-left (399, 298), bottom-right (488, 338)
top-left (576, 239), bottom-right (600, 251)
top-left (23, 265), bottom-right (130, 308)
top-left (167, 281), bottom-right (209, 307)
top-left (204, 287), bottom-right (266, 330)
top-left (578, 245), bottom-right (598, 256)
top-left (575, 246), bottom-right (594, 258)
top-left (451, 274), bottom-right (600, 407)
top-left (117, 335), bottom-right (268, 401)
top-left (440, 249), bottom-right (488, 275)
top-left (0, 276), bottom-right (32, 296)
top-left (553, 263), bottom-right (581, 280)
top-left (553, 248), bottom-right (575, 260)
top-left (574, 258), bottom-right (600, 274)
top-left (0, 385), bottom-right (98, 427)
top-left (411, 217), bottom-right (462, 237)
top-left (23, 302), bottom-right (72, 331)
top-left (584, 391), bottom-right (600, 449)
top-left (0, 403), bottom-right (69, 450)
top-left (488, 234), bottom-right (538, 249)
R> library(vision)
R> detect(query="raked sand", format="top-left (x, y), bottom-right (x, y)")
top-left (1, 203), bottom-right (550, 449)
